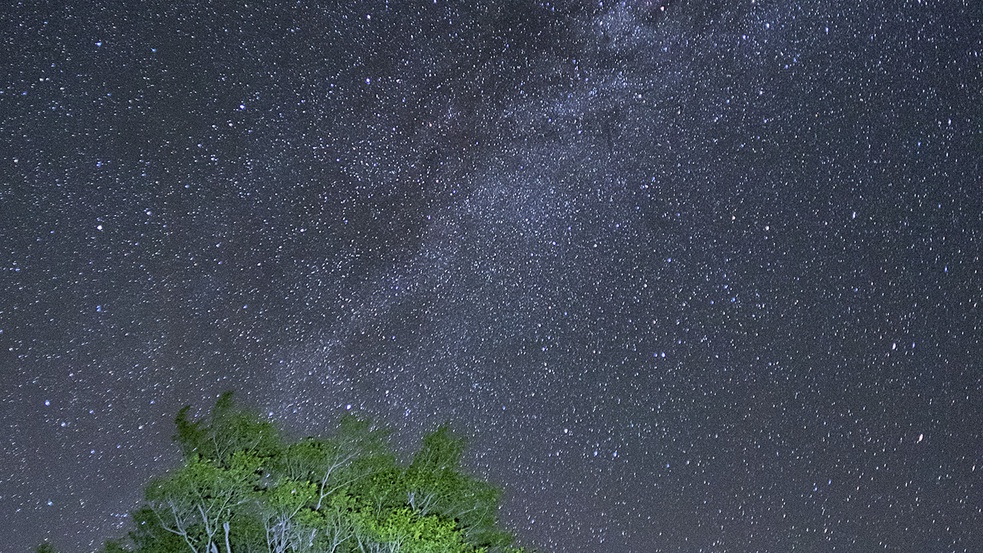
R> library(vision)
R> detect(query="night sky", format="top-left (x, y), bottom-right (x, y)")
top-left (2, 1), bottom-right (981, 552)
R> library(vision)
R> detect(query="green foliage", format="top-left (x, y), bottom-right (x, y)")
top-left (34, 543), bottom-right (57, 553)
top-left (99, 540), bottom-right (132, 553)
top-left (350, 506), bottom-right (470, 553)
top-left (410, 425), bottom-right (465, 473)
top-left (101, 392), bottom-right (532, 553)
top-left (144, 452), bottom-right (260, 553)
top-left (401, 426), bottom-right (512, 549)
top-left (129, 507), bottom-right (186, 553)
top-left (173, 392), bottom-right (279, 467)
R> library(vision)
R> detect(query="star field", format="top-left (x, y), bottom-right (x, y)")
top-left (1, 1), bottom-right (981, 552)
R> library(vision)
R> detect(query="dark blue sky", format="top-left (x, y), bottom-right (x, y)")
top-left (2, 1), bottom-right (981, 551)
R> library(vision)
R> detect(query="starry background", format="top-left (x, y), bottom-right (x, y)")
top-left (2, 0), bottom-right (981, 552)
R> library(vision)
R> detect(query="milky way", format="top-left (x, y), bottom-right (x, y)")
top-left (2, 1), bottom-right (981, 552)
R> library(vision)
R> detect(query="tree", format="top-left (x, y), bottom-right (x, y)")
top-left (103, 392), bottom-right (535, 553)
top-left (349, 506), bottom-right (469, 553)
top-left (99, 540), bottom-right (132, 553)
top-left (127, 506), bottom-right (186, 553)
top-left (145, 452), bottom-right (260, 553)
top-left (401, 426), bottom-right (512, 549)
top-left (173, 392), bottom-right (280, 467)
top-left (276, 415), bottom-right (392, 509)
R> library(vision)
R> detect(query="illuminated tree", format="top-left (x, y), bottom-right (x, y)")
top-left (108, 393), bottom-right (534, 553)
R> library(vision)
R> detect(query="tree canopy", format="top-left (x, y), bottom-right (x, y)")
top-left (79, 392), bottom-right (532, 553)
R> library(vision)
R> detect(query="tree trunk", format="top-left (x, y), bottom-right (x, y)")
top-left (223, 521), bottom-right (232, 553)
